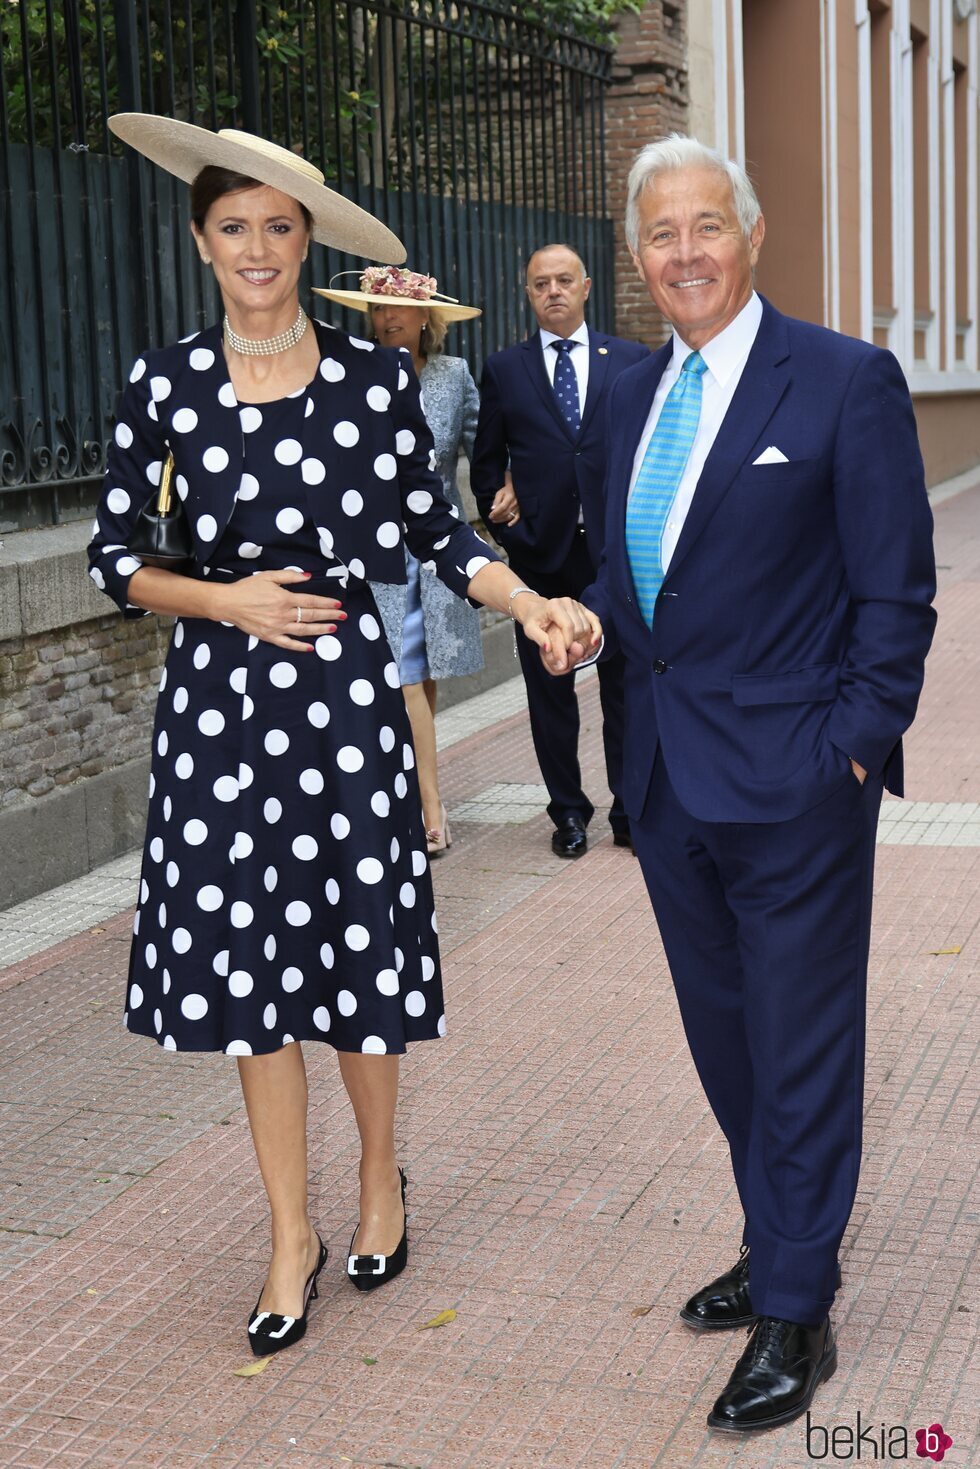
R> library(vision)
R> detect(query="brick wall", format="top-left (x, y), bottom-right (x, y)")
top-left (607, 1), bottom-right (690, 344)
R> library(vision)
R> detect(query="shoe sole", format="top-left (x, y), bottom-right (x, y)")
top-left (706, 1345), bottom-right (838, 1433)
top-left (679, 1307), bottom-right (756, 1331)
top-left (552, 847), bottom-right (587, 858)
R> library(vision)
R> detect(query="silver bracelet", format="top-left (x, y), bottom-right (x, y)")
top-left (507, 585), bottom-right (538, 620)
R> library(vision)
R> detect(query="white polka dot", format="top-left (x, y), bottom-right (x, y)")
top-left (433, 534), bottom-right (450, 551)
top-left (362, 1035), bottom-right (387, 1054)
top-left (263, 934), bottom-right (277, 961)
top-left (337, 989), bottom-right (357, 1017)
top-left (307, 701), bottom-right (330, 728)
top-left (402, 742), bottom-right (415, 770)
top-left (218, 381), bottom-right (237, 408)
top-left (390, 836), bottom-right (400, 863)
top-left (264, 729), bottom-right (289, 757)
top-left (429, 451), bottom-right (439, 473)
top-left (148, 836), bottom-right (164, 865)
top-left (226, 668), bottom-right (247, 698)
top-left (301, 457), bottom-right (325, 484)
top-left (89, 567), bottom-right (106, 590)
top-left (237, 472), bottom-right (260, 500)
top-left (375, 521), bottom-right (400, 549)
top-left (129, 357), bottom-right (147, 382)
top-left (360, 614), bottom-right (381, 640)
top-left (226, 1040), bottom-right (252, 1056)
top-left (466, 555), bottom-right (491, 577)
top-left (173, 622), bottom-right (184, 648)
top-left (337, 745), bottom-right (364, 773)
top-left (166, 861), bottom-right (180, 888)
top-left (274, 438), bottom-right (302, 465)
top-left (313, 1005), bottom-right (331, 1032)
top-left (238, 762), bottom-right (254, 790)
top-left (299, 768), bottom-right (324, 796)
top-left (374, 453), bottom-right (397, 480)
top-left (399, 882), bottom-right (416, 908)
top-left (282, 967), bottom-right (303, 992)
top-left (106, 487), bottom-right (131, 515)
top-left (263, 864), bottom-right (278, 893)
top-left (262, 1002), bottom-right (277, 1029)
top-left (286, 900), bottom-right (312, 927)
top-left (375, 969), bottom-right (398, 997)
top-left (318, 527), bottom-right (334, 557)
top-left (239, 406), bottom-right (263, 433)
top-left (379, 726), bottom-right (396, 753)
top-left (275, 505), bottom-right (304, 535)
top-left (209, 950), bottom-right (228, 979)
top-left (129, 982), bottom-right (144, 1009)
top-left (349, 678), bottom-right (374, 706)
top-left (370, 791), bottom-right (390, 818)
top-left (239, 541), bottom-right (263, 559)
top-left (319, 943), bottom-right (335, 970)
top-left (384, 662), bottom-right (400, 689)
top-left (114, 422), bottom-right (134, 449)
top-left (193, 643), bottom-right (211, 671)
top-left (172, 407), bottom-right (198, 434)
top-left (345, 924), bottom-right (370, 951)
top-left (183, 818), bottom-right (208, 845)
top-left (348, 558), bottom-right (365, 580)
top-left (262, 798), bottom-right (282, 827)
top-left (396, 429), bottom-right (416, 456)
top-left (173, 686), bottom-right (189, 715)
top-left (190, 347), bottom-right (214, 370)
top-left (172, 927), bottom-right (192, 954)
top-left (230, 900), bottom-right (254, 928)
top-left (198, 709), bottom-right (224, 737)
top-left (234, 831), bottom-right (253, 859)
top-left (175, 474), bottom-right (189, 500)
top-left (405, 990), bottom-right (426, 1018)
top-left (357, 857), bottom-right (385, 885)
top-left (320, 357), bottom-right (345, 381)
top-left (149, 375), bottom-right (172, 403)
top-left (422, 954), bottom-right (438, 983)
top-left (203, 445), bottom-right (229, 473)
top-left (406, 489), bottom-right (433, 515)
top-left (437, 1014), bottom-right (447, 1037)
top-left (115, 555), bottom-right (142, 577)
top-left (196, 884), bottom-right (223, 912)
top-left (213, 775), bottom-right (238, 802)
top-left (154, 1009), bottom-right (162, 1034)
top-left (336, 491), bottom-right (362, 521)
top-left (315, 635), bottom-right (342, 662)
top-left (229, 969), bottom-right (253, 997)
top-left (292, 834), bottom-right (318, 861)
top-left (270, 661), bottom-right (297, 689)
top-left (324, 878), bottom-right (340, 905)
top-left (181, 993), bottom-right (208, 1020)
top-left (394, 772), bottom-right (408, 799)
top-left (398, 367), bottom-right (409, 390)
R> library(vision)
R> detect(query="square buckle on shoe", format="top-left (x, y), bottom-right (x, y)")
top-left (348, 1253), bottom-right (386, 1276)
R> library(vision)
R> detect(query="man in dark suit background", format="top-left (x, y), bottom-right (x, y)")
top-left (470, 245), bottom-right (648, 857)
top-left (553, 138), bottom-right (936, 1430)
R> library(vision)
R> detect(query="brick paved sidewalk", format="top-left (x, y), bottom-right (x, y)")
top-left (0, 489), bottom-right (977, 1469)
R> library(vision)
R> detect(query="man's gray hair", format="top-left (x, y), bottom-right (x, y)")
top-left (625, 135), bottom-right (762, 252)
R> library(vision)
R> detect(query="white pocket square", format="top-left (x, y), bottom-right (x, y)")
top-left (752, 445), bottom-right (790, 465)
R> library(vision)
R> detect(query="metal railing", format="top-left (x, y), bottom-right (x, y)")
top-left (0, 0), bottom-right (612, 531)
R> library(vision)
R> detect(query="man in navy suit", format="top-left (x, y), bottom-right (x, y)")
top-left (555, 139), bottom-right (936, 1430)
top-left (471, 245), bottom-right (648, 857)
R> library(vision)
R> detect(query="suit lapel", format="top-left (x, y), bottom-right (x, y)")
top-left (577, 328), bottom-right (609, 438)
top-left (520, 333), bottom-right (575, 442)
top-left (664, 300), bottom-right (792, 583)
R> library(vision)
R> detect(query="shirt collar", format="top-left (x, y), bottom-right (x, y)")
top-left (670, 291), bottom-right (762, 386)
top-left (540, 321), bottom-right (590, 351)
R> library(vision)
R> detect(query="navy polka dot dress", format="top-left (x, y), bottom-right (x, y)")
top-left (88, 319), bottom-right (497, 1058)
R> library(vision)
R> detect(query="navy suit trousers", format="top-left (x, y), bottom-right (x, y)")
top-left (631, 755), bottom-right (883, 1325)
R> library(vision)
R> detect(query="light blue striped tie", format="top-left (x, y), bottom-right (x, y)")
top-left (626, 350), bottom-right (707, 626)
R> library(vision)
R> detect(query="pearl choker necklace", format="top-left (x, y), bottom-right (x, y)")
top-left (223, 306), bottom-right (308, 357)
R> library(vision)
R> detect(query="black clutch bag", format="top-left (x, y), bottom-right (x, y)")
top-left (128, 453), bottom-right (194, 570)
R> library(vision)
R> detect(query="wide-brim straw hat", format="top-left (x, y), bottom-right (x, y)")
top-left (314, 275), bottom-right (481, 323)
top-left (107, 113), bottom-right (406, 263)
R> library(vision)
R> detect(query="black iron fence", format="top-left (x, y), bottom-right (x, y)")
top-left (0, 0), bottom-right (612, 531)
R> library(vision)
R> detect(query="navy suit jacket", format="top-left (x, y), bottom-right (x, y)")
top-left (470, 326), bottom-right (649, 574)
top-left (584, 298), bottom-right (937, 824)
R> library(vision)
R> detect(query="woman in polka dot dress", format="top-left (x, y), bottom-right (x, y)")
top-left (88, 115), bottom-right (601, 1355)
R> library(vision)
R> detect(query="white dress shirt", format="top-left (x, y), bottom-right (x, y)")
top-left (539, 320), bottom-right (591, 413)
top-left (629, 292), bottom-right (763, 571)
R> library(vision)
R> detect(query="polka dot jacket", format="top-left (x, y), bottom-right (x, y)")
top-left (86, 318), bottom-right (498, 1058)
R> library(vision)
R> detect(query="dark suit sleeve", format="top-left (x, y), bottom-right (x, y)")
top-left (825, 348), bottom-right (937, 775)
top-left (469, 357), bottom-right (509, 533)
top-left (579, 386), bottom-right (626, 663)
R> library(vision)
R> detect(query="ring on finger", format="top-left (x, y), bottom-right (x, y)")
top-left (295, 605), bottom-right (303, 624)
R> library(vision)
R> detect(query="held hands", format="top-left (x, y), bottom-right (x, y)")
top-left (211, 569), bottom-right (346, 652)
top-left (514, 594), bottom-right (602, 675)
top-left (488, 472), bottom-right (521, 526)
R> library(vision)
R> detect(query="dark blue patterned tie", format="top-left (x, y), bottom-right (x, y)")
top-left (551, 339), bottom-right (581, 433)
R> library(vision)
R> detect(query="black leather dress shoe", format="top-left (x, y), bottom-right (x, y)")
top-left (611, 831), bottom-right (636, 854)
top-left (707, 1315), bottom-right (837, 1432)
top-left (552, 814), bottom-right (587, 858)
top-left (680, 1248), bottom-right (843, 1331)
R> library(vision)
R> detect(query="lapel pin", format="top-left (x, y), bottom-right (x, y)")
top-left (598, 347), bottom-right (608, 355)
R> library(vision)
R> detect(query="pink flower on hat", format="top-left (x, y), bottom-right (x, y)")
top-left (359, 265), bottom-right (438, 300)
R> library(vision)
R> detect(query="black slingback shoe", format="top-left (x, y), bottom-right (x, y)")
top-left (247, 1232), bottom-right (328, 1357)
top-left (347, 1168), bottom-right (408, 1293)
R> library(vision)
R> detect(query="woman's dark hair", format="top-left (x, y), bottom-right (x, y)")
top-left (190, 165), bottom-right (313, 231)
